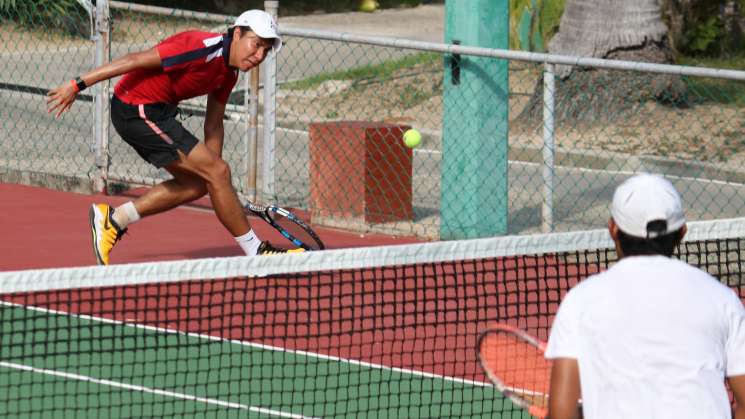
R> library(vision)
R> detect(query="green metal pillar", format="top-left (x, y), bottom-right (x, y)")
top-left (441, 0), bottom-right (509, 239)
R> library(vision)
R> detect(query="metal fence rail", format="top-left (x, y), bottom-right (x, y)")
top-left (1, 1), bottom-right (743, 239)
top-left (273, 25), bottom-right (745, 237)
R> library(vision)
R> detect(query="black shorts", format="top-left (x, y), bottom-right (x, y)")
top-left (111, 95), bottom-right (199, 168)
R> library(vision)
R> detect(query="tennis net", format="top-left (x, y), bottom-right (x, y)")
top-left (0, 218), bottom-right (743, 418)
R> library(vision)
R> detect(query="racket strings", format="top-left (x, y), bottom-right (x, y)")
top-left (480, 331), bottom-right (551, 409)
top-left (273, 214), bottom-right (322, 249)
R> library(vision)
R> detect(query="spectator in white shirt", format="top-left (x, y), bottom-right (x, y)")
top-left (545, 173), bottom-right (745, 419)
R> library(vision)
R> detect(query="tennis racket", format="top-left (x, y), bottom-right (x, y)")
top-left (477, 323), bottom-right (551, 418)
top-left (244, 202), bottom-right (325, 251)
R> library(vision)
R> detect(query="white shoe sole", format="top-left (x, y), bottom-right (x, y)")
top-left (89, 205), bottom-right (106, 265)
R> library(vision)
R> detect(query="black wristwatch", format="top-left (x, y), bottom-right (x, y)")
top-left (74, 76), bottom-right (87, 92)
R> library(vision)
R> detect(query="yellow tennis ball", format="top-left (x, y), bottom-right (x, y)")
top-left (403, 129), bottom-right (421, 148)
top-left (359, 0), bottom-right (378, 12)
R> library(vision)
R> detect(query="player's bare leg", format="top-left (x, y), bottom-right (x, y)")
top-left (165, 144), bottom-right (249, 237)
top-left (128, 166), bottom-right (208, 217)
top-left (105, 143), bottom-right (300, 256)
top-left (91, 159), bottom-right (214, 264)
top-left (115, 143), bottom-right (247, 236)
top-left (161, 146), bottom-right (303, 255)
top-left (127, 143), bottom-right (286, 255)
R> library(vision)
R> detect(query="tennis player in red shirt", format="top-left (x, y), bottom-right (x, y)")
top-left (47, 10), bottom-right (303, 265)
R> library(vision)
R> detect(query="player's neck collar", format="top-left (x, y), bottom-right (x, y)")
top-left (223, 31), bottom-right (234, 69)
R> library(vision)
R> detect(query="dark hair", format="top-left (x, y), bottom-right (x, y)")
top-left (229, 26), bottom-right (253, 37)
top-left (616, 220), bottom-right (683, 257)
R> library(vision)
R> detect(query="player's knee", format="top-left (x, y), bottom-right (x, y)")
top-left (205, 159), bottom-right (232, 185)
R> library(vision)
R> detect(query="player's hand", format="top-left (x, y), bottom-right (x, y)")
top-left (46, 81), bottom-right (79, 118)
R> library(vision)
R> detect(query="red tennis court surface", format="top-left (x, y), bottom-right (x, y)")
top-left (0, 183), bottom-right (423, 271)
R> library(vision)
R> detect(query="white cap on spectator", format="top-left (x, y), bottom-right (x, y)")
top-left (611, 174), bottom-right (686, 238)
top-left (234, 10), bottom-right (282, 51)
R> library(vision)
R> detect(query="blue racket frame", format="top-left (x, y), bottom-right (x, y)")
top-left (244, 203), bottom-right (325, 250)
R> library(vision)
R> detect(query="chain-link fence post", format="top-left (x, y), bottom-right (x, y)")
top-left (93, 0), bottom-right (111, 193)
top-left (262, 1), bottom-right (279, 203)
top-left (247, 67), bottom-right (260, 203)
top-left (542, 63), bottom-right (556, 233)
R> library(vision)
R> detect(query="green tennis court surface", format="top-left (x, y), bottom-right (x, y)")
top-left (0, 304), bottom-right (519, 418)
top-left (0, 217), bottom-right (742, 418)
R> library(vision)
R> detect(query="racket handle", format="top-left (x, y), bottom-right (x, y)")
top-left (528, 405), bottom-right (548, 418)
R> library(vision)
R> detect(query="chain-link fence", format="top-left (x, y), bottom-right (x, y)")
top-left (0, 1), bottom-right (253, 193)
top-left (1, 1), bottom-right (743, 240)
top-left (272, 27), bottom-right (745, 238)
top-left (0, 0), bottom-right (95, 190)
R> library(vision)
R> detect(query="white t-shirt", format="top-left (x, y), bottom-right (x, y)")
top-left (545, 255), bottom-right (745, 419)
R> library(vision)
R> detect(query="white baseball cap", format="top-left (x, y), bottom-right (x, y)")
top-left (610, 173), bottom-right (686, 238)
top-left (234, 10), bottom-right (282, 51)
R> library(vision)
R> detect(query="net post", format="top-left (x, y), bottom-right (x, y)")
top-left (262, 1), bottom-right (279, 204)
top-left (93, 0), bottom-right (111, 194)
top-left (542, 62), bottom-right (556, 233)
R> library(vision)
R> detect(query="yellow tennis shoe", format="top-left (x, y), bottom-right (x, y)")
top-left (257, 241), bottom-right (306, 255)
top-left (89, 203), bottom-right (127, 265)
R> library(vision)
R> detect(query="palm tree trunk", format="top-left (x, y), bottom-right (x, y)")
top-left (551, 0), bottom-right (668, 51)
top-left (550, 0), bottom-right (668, 77)
top-left (520, 0), bottom-right (687, 122)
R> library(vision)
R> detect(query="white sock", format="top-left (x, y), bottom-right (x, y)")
top-left (235, 229), bottom-right (261, 256)
top-left (112, 201), bottom-right (140, 229)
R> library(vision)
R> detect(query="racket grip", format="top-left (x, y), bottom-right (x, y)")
top-left (528, 405), bottom-right (548, 418)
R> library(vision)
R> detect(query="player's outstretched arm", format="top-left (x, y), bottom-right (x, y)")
top-left (730, 375), bottom-right (745, 419)
top-left (46, 48), bottom-right (162, 118)
top-left (548, 358), bottom-right (582, 419)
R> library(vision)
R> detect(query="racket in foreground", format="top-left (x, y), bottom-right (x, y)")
top-left (244, 203), bottom-right (325, 251)
top-left (477, 323), bottom-right (551, 418)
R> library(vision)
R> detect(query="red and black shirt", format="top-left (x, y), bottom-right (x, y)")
top-left (114, 31), bottom-right (239, 105)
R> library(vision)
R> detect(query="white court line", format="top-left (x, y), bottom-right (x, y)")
top-left (0, 300), bottom-right (492, 389)
top-left (0, 361), bottom-right (317, 419)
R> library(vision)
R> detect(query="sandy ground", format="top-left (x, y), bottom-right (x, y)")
top-left (280, 4), bottom-right (445, 42)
